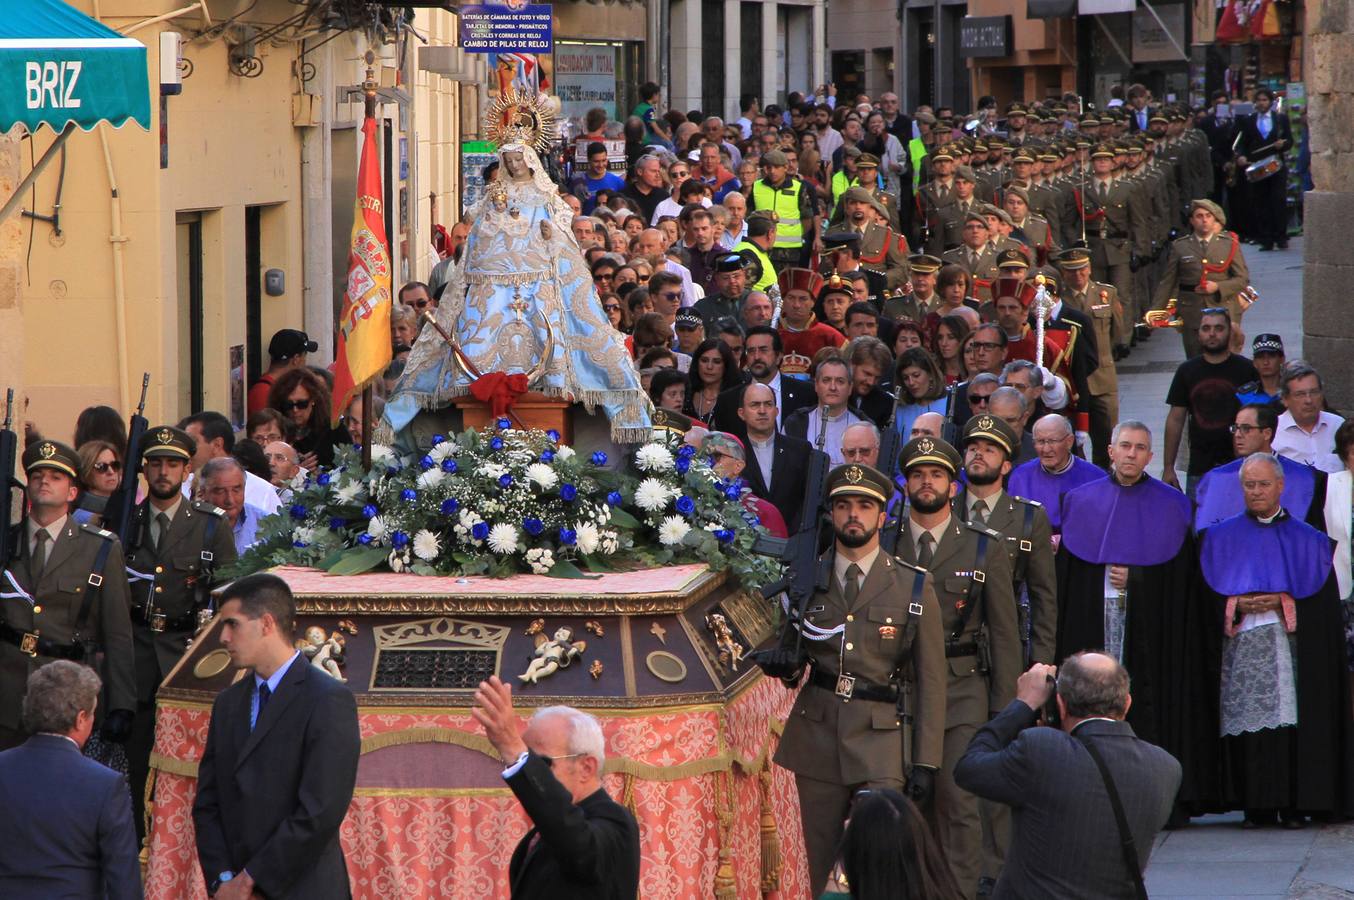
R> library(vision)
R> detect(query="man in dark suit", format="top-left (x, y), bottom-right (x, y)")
top-left (0, 660), bottom-right (140, 899)
top-left (1233, 88), bottom-right (1293, 251)
top-left (955, 653), bottom-right (1182, 900)
top-left (473, 678), bottom-right (640, 899)
top-left (193, 573), bottom-right (360, 900)
top-left (738, 382), bottom-right (818, 532)
top-left (712, 325), bottom-right (815, 437)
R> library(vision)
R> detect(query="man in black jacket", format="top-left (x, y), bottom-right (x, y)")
top-left (736, 382), bottom-right (817, 532)
top-left (712, 325), bottom-right (815, 436)
top-left (955, 653), bottom-right (1181, 899)
top-left (1233, 88), bottom-right (1294, 251)
top-left (474, 677), bottom-right (640, 899)
top-left (193, 573), bottom-right (360, 900)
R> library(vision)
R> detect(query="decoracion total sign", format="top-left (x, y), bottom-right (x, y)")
top-left (459, 4), bottom-right (553, 54)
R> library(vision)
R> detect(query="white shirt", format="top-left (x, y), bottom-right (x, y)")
top-left (805, 406), bottom-right (866, 467)
top-left (650, 195), bottom-right (711, 226)
top-left (833, 546), bottom-right (881, 593)
top-left (817, 126), bottom-right (844, 162)
top-left (184, 468), bottom-right (284, 515)
top-left (662, 259), bottom-right (697, 309)
top-left (760, 371), bottom-right (787, 428)
top-left (1273, 410), bottom-right (1344, 473)
top-left (735, 116), bottom-right (753, 140)
top-left (750, 434), bottom-right (775, 491)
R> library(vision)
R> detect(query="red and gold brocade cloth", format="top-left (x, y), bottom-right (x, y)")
top-left (145, 677), bottom-right (810, 899)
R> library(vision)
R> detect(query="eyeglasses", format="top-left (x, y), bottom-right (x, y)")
top-left (542, 752), bottom-right (587, 769)
top-left (1228, 423), bottom-right (1260, 434)
top-left (603, 304), bottom-right (621, 313)
top-left (660, 291), bottom-right (683, 302)
top-left (1288, 388), bottom-right (1322, 400)
top-left (280, 399), bottom-right (312, 412)
top-left (842, 446), bottom-right (877, 460)
top-left (970, 341), bottom-right (1003, 352)
top-left (1033, 438), bottom-right (1068, 447)
top-left (406, 298), bottom-right (432, 311)
top-left (969, 394), bottom-right (993, 406)
top-left (593, 272), bottom-right (614, 282)
top-left (93, 461), bottom-right (122, 474)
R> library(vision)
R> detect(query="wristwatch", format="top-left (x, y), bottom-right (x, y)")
top-left (209, 871), bottom-right (234, 894)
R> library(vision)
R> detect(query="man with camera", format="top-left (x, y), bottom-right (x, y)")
top-left (955, 654), bottom-right (1181, 899)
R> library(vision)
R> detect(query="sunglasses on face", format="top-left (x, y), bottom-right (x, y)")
top-left (593, 272), bottom-right (614, 282)
top-left (970, 341), bottom-right (1003, 352)
top-left (970, 394), bottom-right (993, 406)
top-left (93, 461), bottom-right (122, 474)
top-left (281, 399), bottom-right (312, 412)
top-left (603, 304), bottom-right (621, 313)
top-left (407, 299), bottom-right (432, 310)
top-left (660, 291), bottom-right (683, 302)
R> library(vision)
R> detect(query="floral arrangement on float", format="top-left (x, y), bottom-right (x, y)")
top-left (227, 421), bottom-right (782, 589)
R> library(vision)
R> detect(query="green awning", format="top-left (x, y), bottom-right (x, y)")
top-left (0, 0), bottom-right (151, 133)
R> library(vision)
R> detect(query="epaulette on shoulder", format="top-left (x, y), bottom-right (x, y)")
top-left (964, 522), bottom-right (1004, 540)
top-left (1011, 495), bottom-right (1042, 508)
top-left (890, 554), bottom-right (927, 574)
top-left (192, 501), bottom-right (227, 517)
top-left (81, 524), bottom-right (117, 541)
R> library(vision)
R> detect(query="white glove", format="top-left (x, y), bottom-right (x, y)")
top-left (1038, 368), bottom-right (1069, 410)
top-left (1075, 431), bottom-right (1091, 456)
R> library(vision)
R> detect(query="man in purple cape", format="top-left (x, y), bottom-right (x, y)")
top-left (1007, 414), bottom-right (1104, 534)
top-left (1200, 453), bottom-right (1354, 825)
top-left (1055, 420), bottom-right (1222, 818)
top-left (1194, 403), bottom-right (1325, 533)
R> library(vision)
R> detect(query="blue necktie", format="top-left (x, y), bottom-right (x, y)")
top-left (1259, 115), bottom-right (1271, 139)
top-left (253, 683), bottom-right (271, 730)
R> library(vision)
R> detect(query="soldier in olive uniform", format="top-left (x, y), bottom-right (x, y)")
top-left (124, 426), bottom-right (237, 839)
top-left (894, 437), bottom-right (1020, 899)
top-left (0, 440), bottom-right (135, 750)
top-left (1153, 198), bottom-right (1250, 358)
top-left (1083, 142), bottom-right (1151, 326)
top-left (927, 166), bottom-right (984, 256)
top-left (829, 154), bottom-right (901, 232)
top-left (1055, 248), bottom-right (1123, 466)
top-left (943, 211), bottom-right (1002, 302)
top-left (1003, 186), bottom-right (1056, 268)
top-left (771, 463), bottom-right (946, 897)
top-left (884, 253), bottom-right (944, 324)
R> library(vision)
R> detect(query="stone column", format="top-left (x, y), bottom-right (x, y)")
top-left (1304, 0), bottom-right (1354, 408)
top-left (810, 0), bottom-right (827, 96)
top-left (0, 134), bottom-right (25, 478)
top-left (669, 0), bottom-right (703, 113)
top-left (762, 1), bottom-right (779, 107)
top-left (724, 0), bottom-right (742, 121)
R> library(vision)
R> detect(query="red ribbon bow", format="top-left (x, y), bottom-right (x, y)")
top-left (469, 371), bottom-right (530, 419)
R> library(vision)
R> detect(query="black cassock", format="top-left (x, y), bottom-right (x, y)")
top-left (1200, 511), bottom-right (1354, 816)
top-left (1054, 474), bottom-right (1224, 815)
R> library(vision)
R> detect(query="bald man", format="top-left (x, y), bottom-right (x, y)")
top-left (912, 411), bottom-right (946, 439)
top-left (738, 382), bottom-right (817, 532)
top-left (636, 228), bottom-right (695, 307)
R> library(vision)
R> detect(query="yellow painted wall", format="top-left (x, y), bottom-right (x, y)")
top-left (413, 8), bottom-right (468, 280)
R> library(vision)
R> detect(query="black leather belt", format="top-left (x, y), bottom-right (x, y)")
top-left (946, 641), bottom-right (979, 658)
top-left (0, 622), bottom-right (87, 661)
top-left (132, 605), bottom-right (199, 633)
top-left (809, 666), bottom-right (899, 702)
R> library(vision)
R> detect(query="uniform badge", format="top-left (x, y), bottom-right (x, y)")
top-left (846, 465), bottom-right (863, 484)
top-left (977, 415), bottom-right (995, 431)
top-left (39, 443), bottom-right (55, 459)
top-left (917, 437), bottom-right (935, 454)
top-left (156, 427), bottom-right (173, 445)
top-left (879, 625), bottom-right (898, 640)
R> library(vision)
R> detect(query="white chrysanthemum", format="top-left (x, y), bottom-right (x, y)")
top-left (601, 534), bottom-right (619, 555)
top-left (634, 478), bottom-right (671, 512)
top-left (412, 529), bottom-right (442, 561)
top-left (334, 481), bottom-right (362, 504)
top-left (417, 468), bottom-right (445, 489)
top-left (367, 516), bottom-right (388, 540)
top-left (635, 443), bottom-right (675, 472)
top-left (389, 550), bottom-right (407, 573)
top-left (458, 509), bottom-right (484, 530)
top-left (526, 463), bottom-right (558, 490)
top-left (430, 440), bottom-right (457, 462)
top-left (658, 515), bottom-right (690, 546)
top-left (574, 522), bottom-right (601, 555)
top-left (292, 526), bottom-right (316, 545)
top-left (487, 523), bottom-right (519, 554)
top-left (525, 547), bottom-right (555, 574)
top-left (370, 444), bottom-right (396, 464)
top-left (554, 445), bottom-right (576, 461)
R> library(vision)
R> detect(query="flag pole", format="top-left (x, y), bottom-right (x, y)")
top-left (361, 50), bottom-right (377, 471)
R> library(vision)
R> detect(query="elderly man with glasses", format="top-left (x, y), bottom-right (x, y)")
top-left (1273, 364), bottom-right (1346, 474)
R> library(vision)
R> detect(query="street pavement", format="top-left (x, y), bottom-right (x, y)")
top-left (1120, 236), bottom-right (1354, 899)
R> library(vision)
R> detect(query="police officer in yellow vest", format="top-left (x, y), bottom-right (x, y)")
top-left (734, 210), bottom-right (779, 292)
top-left (751, 149), bottom-right (819, 269)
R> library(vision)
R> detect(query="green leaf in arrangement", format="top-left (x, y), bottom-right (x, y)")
top-left (326, 546), bottom-right (391, 576)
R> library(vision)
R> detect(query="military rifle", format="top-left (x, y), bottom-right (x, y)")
top-left (0, 390), bottom-right (20, 572)
top-left (104, 373), bottom-right (150, 545)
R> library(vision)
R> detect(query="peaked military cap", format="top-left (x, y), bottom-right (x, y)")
top-left (900, 435), bottom-right (961, 477)
top-left (962, 413), bottom-right (1018, 457)
top-left (826, 462), bottom-right (894, 505)
top-left (141, 425), bottom-right (196, 461)
top-left (22, 439), bottom-right (79, 479)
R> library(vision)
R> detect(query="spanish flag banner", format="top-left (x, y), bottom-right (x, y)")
top-left (332, 115), bottom-right (392, 425)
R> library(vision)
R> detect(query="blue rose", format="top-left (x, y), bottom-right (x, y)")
top-left (362, 504), bottom-right (379, 518)
top-left (385, 464), bottom-right (400, 476)
top-left (472, 522), bottom-right (490, 541)
top-left (496, 417), bottom-right (512, 430)
top-left (292, 540), bottom-right (308, 549)
top-left (547, 429), bottom-right (561, 443)
top-left (715, 529), bottom-right (735, 544)
top-left (440, 498), bottom-right (460, 515)
top-left (560, 484), bottom-right (577, 502)
top-left (558, 527), bottom-right (577, 545)
top-left (590, 450), bottom-right (608, 466)
top-left (401, 488), bottom-right (418, 502)
top-left (724, 485), bottom-right (742, 501)
top-left (675, 495), bottom-right (695, 515)
top-left (329, 517), bottom-right (346, 530)
top-left (675, 457), bottom-right (690, 475)
top-left (540, 449), bottom-right (555, 463)
top-left (490, 437), bottom-right (504, 451)
top-left (442, 458), bottom-right (458, 473)
top-left (523, 518), bottom-right (545, 536)
top-left (357, 533), bottom-right (373, 545)
top-left (431, 434), bottom-right (446, 447)
top-left (606, 491), bottom-right (624, 507)
top-left (498, 473), bottom-right (513, 488)
top-left (676, 444), bottom-right (696, 459)
top-left (316, 472), bottom-right (331, 486)
top-left (420, 455), bottom-right (435, 471)
top-left (289, 504), bottom-right (307, 520)
top-left (391, 531), bottom-right (410, 548)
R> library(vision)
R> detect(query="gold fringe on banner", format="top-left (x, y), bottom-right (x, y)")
top-left (621, 772), bottom-right (638, 817)
top-left (713, 769), bottom-right (738, 899)
top-left (758, 765), bottom-right (782, 893)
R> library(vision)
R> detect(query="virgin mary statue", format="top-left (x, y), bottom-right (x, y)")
top-left (380, 90), bottom-right (651, 445)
